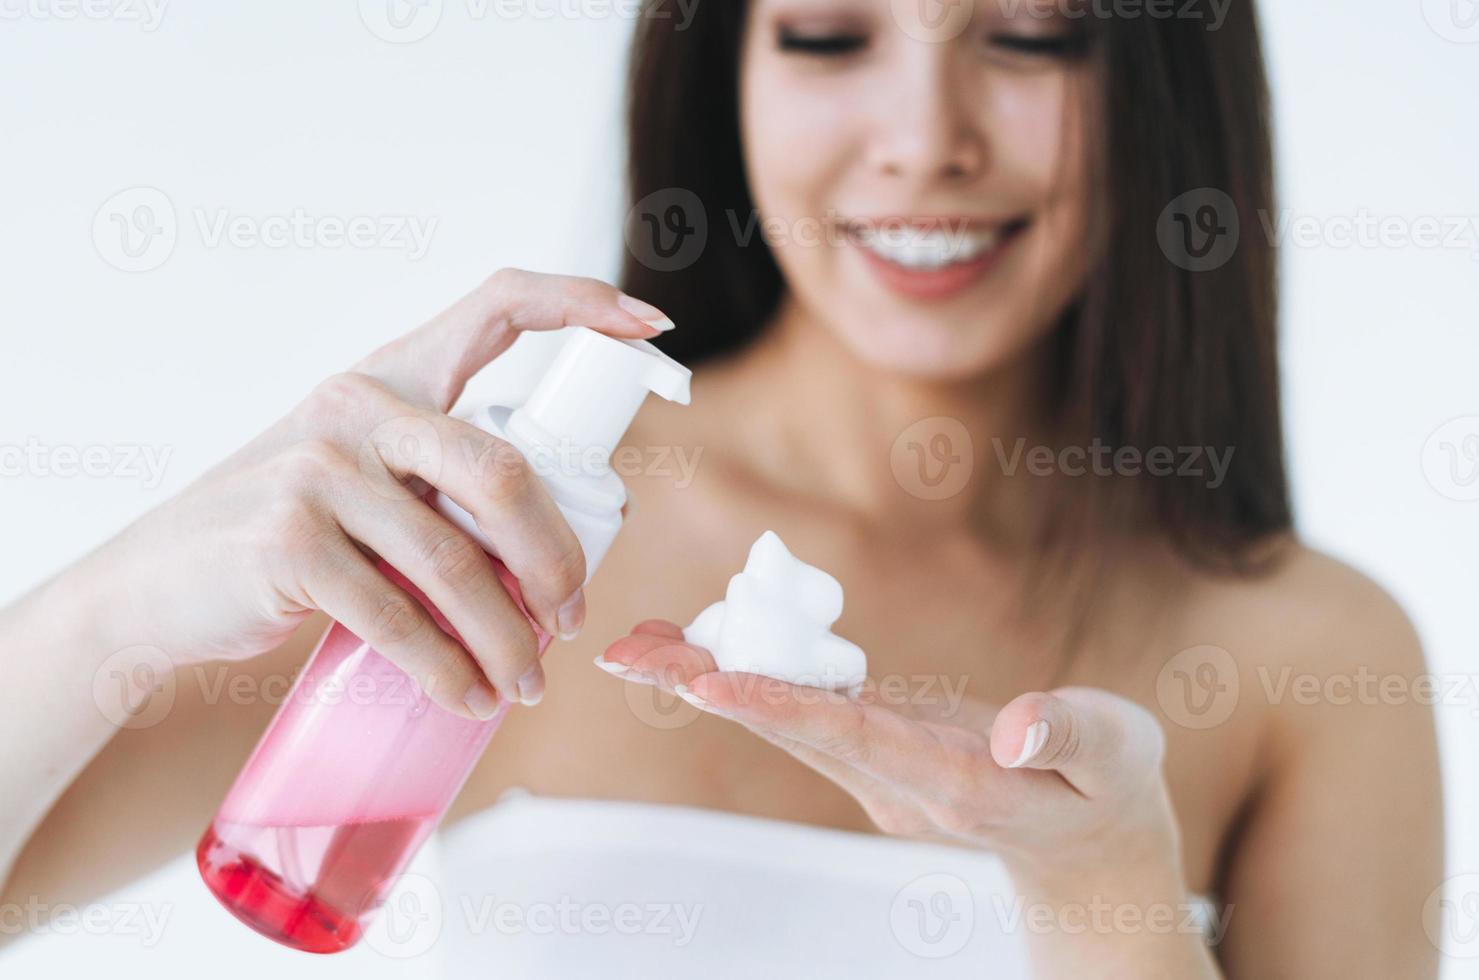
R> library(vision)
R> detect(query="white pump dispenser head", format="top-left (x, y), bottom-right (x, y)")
top-left (435, 327), bottom-right (691, 579)
top-left (509, 328), bottom-right (691, 459)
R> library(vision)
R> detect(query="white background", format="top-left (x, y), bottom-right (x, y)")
top-left (2, 0), bottom-right (1477, 975)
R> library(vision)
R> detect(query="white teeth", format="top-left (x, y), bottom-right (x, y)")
top-left (853, 226), bottom-right (1002, 270)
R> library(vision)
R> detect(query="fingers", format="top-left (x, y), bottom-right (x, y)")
top-left (989, 687), bottom-right (1167, 798)
top-left (328, 478), bottom-right (545, 710)
top-left (298, 535), bottom-right (500, 722)
top-left (418, 415), bottom-right (587, 643)
top-left (321, 379), bottom-right (587, 643)
top-left (596, 624), bottom-right (972, 800)
top-left (355, 268), bottom-right (676, 410)
top-left (685, 672), bottom-right (962, 794)
top-left (873, 680), bottom-right (1000, 731)
top-left (632, 619), bottom-right (686, 639)
top-left (594, 627), bottom-right (904, 818)
top-left (596, 630), bottom-right (712, 687)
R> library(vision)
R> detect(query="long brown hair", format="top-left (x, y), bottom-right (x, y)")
top-left (619, 1), bottom-right (1290, 573)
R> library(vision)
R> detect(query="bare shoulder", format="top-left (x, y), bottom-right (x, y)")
top-left (1153, 536), bottom-right (1437, 820)
top-left (1187, 547), bottom-right (1443, 974)
top-left (1173, 538), bottom-right (1427, 690)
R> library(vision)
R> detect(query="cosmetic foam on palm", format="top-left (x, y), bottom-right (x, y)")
top-left (683, 531), bottom-right (867, 694)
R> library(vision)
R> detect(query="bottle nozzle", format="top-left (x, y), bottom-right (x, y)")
top-left (643, 356), bottom-right (692, 406)
top-left (508, 327), bottom-right (692, 460)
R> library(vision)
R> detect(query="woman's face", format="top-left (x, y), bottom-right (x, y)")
top-left (739, 0), bottom-right (1094, 380)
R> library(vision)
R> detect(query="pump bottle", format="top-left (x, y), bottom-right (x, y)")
top-left (196, 328), bottom-right (691, 953)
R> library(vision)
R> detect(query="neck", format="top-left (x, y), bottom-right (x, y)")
top-left (711, 293), bottom-right (1060, 545)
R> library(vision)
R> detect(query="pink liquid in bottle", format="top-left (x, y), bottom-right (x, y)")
top-left (197, 559), bottom-right (546, 953)
top-left (197, 327), bottom-right (691, 953)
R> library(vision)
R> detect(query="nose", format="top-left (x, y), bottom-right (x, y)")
top-left (867, 52), bottom-right (988, 184)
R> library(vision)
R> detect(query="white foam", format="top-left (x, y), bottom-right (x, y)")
top-left (683, 531), bottom-right (868, 693)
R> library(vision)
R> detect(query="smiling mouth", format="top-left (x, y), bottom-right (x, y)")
top-left (846, 218), bottom-right (1030, 272)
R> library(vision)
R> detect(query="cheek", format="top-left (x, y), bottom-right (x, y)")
top-left (991, 74), bottom-right (1094, 310)
top-left (740, 59), bottom-right (859, 235)
top-left (740, 70), bottom-right (871, 336)
top-left (992, 71), bottom-right (1087, 213)
top-left (999, 74), bottom-right (1094, 239)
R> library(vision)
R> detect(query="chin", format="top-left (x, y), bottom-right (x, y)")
top-left (822, 306), bottom-right (1046, 383)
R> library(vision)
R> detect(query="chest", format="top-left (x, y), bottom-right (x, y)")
top-left (461, 485), bottom-right (1256, 897)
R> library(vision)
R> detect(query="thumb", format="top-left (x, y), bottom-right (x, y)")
top-left (989, 687), bottom-right (1167, 798)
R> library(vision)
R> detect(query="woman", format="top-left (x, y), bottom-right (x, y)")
top-left (0, 0), bottom-right (1442, 976)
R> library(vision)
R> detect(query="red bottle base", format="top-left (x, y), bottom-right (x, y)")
top-left (196, 824), bottom-right (362, 954)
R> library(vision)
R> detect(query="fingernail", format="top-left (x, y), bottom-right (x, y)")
top-left (617, 293), bottom-right (676, 331)
top-left (464, 681), bottom-right (501, 720)
top-left (1009, 720), bottom-right (1050, 768)
top-left (593, 655), bottom-right (631, 677)
top-left (516, 663), bottom-right (545, 707)
top-left (593, 655), bottom-right (657, 686)
top-left (558, 590), bottom-right (586, 641)
top-left (674, 683), bottom-right (708, 710)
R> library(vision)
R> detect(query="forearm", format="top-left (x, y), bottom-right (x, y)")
top-left (1002, 821), bottom-right (1223, 979)
top-left (0, 555), bottom-right (159, 888)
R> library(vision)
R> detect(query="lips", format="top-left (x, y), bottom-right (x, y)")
top-left (847, 217), bottom-right (1028, 300)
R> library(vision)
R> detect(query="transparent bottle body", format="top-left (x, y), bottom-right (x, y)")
top-left (197, 558), bottom-right (547, 953)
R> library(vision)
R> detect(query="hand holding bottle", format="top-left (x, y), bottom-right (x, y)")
top-left (66, 268), bottom-right (676, 718)
top-left (194, 302), bottom-right (689, 953)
